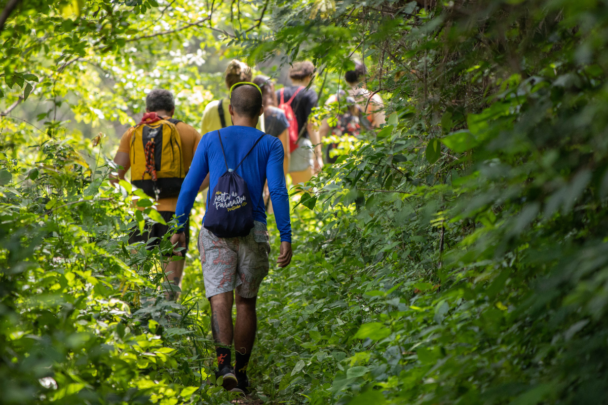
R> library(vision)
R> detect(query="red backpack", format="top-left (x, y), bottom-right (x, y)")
top-left (279, 86), bottom-right (304, 152)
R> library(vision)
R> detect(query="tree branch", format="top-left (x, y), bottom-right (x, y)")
top-left (245, 0), bottom-right (269, 32)
top-left (0, 0), bottom-right (20, 33)
top-left (0, 57), bottom-right (81, 117)
top-left (125, 16), bottom-right (215, 42)
top-left (358, 188), bottom-right (409, 194)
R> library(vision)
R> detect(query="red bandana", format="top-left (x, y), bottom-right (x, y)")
top-left (139, 112), bottom-right (162, 125)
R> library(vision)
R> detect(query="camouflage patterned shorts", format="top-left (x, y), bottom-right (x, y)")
top-left (198, 221), bottom-right (271, 299)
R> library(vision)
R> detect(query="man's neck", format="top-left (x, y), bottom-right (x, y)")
top-left (151, 110), bottom-right (172, 118)
top-left (232, 116), bottom-right (259, 128)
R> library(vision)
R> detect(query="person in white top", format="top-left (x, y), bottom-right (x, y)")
top-left (319, 60), bottom-right (385, 156)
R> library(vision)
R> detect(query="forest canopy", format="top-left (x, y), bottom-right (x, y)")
top-left (2, 0), bottom-right (608, 404)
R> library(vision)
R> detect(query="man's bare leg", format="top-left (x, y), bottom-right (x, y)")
top-left (164, 259), bottom-right (185, 300)
top-left (234, 293), bottom-right (257, 388)
top-left (208, 291), bottom-right (238, 389)
top-left (209, 291), bottom-right (234, 345)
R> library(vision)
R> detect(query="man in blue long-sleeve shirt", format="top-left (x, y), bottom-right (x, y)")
top-left (171, 83), bottom-right (292, 395)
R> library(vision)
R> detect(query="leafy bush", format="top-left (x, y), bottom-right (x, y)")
top-left (4, 0), bottom-right (608, 404)
top-left (0, 137), bottom-right (239, 404)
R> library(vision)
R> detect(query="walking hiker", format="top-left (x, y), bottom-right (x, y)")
top-left (321, 91), bottom-right (367, 163)
top-left (199, 60), bottom-right (264, 202)
top-left (201, 60), bottom-right (264, 134)
top-left (171, 82), bottom-right (292, 394)
top-left (111, 89), bottom-right (202, 300)
top-left (320, 60), bottom-right (386, 163)
top-left (276, 61), bottom-right (323, 185)
top-left (253, 75), bottom-right (290, 175)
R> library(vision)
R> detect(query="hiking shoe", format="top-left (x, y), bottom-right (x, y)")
top-left (215, 367), bottom-right (238, 391)
top-left (230, 375), bottom-right (250, 396)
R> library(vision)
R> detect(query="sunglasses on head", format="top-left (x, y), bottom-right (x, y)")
top-left (229, 82), bottom-right (263, 98)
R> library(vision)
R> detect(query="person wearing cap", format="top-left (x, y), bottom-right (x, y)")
top-left (171, 82), bottom-right (292, 395)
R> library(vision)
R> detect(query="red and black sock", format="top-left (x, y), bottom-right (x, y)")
top-left (216, 347), bottom-right (231, 370)
top-left (235, 351), bottom-right (251, 380)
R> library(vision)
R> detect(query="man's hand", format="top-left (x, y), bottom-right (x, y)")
top-left (170, 232), bottom-right (186, 256)
top-left (277, 242), bottom-right (292, 268)
top-left (313, 155), bottom-right (324, 174)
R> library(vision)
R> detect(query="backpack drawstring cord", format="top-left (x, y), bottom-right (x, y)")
top-left (144, 139), bottom-right (160, 201)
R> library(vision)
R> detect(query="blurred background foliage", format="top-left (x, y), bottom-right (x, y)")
top-left (2, 0), bottom-right (608, 404)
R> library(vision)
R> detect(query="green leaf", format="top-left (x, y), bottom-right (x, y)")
top-left (119, 179), bottom-right (132, 193)
top-left (291, 359), bottom-right (305, 376)
top-left (414, 282), bottom-right (433, 291)
top-left (135, 210), bottom-right (145, 234)
top-left (426, 139), bottom-right (441, 164)
top-left (346, 366), bottom-right (368, 379)
top-left (377, 125), bottom-right (393, 139)
top-left (441, 130), bottom-right (478, 153)
top-left (417, 347), bottom-right (440, 364)
top-left (23, 83), bottom-right (33, 101)
top-left (147, 209), bottom-right (167, 225)
top-left (385, 282), bottom-right (404, 295)
top-left (0, 169), bottom-right (12, 186)
top-left (348, 390), bottom-right (387, 405)
top-left (300, 193), bottom-right (317, 210)
top-left (387, 112), bottom-right (399, 126)
top-left (28, 168), bottom-right (39, 180)
top-left (354, 322), bottom-right (391, 341)
top-left (509, 383), bottom-right (555, 405)
top-left (309, 330), bottom-right (322, 341)
top-left (403, 1), bottom-right (417, 14)
top-left (441, 111), bottom-right (453, 134)
top-left (564, 320), bottom-right (589, 341)
top-left (62, 0), bottom-right (83, 18)
top-left (180, 387), bottom-right (198, 398)
top-left (134, 189), bottom-right (149, 199)
top-left (13, 74), bottom-right (24, 88)
top-left (467, 113), bottom-right (489, 138)
top-left (23, 73), bottom-right (39, 82)
top-left (434, 300), bottom-right (449, 324)
top-left (137, 198), bottom-right (154, 208)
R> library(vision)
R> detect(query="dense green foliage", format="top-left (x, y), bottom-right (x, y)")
top-left (3, 0), bottom-right (608, 404)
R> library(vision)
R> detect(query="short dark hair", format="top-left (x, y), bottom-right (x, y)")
top-left (146, 89), bottom-right (175, 112)
top-left (344, 60), bottom-right (367, 84)
top-left (230, 84), bottom-right (263, 119)
top-left (289, 61), bottom-right (315, 81)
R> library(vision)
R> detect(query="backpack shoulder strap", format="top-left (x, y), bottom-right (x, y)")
top-left (167, 118), bottom-right (182, 125)
top-left (286, 86), bottom-right (304, 105)
top-left (217, 130), bottom-right (229, 171)
top-left (279, 88), bottom-right (285, 105)
top-left (235, 135), bottom-right (265, 171)
top-left (218, 99), bottom-right (226, 128)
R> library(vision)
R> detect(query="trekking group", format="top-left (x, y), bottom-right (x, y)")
top-left (111, 59), bottom-right (384, 395)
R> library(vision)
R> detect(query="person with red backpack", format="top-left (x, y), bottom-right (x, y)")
top-left (276, 61), bottom-right (323, 185)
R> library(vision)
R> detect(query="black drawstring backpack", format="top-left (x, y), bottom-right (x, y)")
top-left (204, 130), bottom-right (265, 238)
